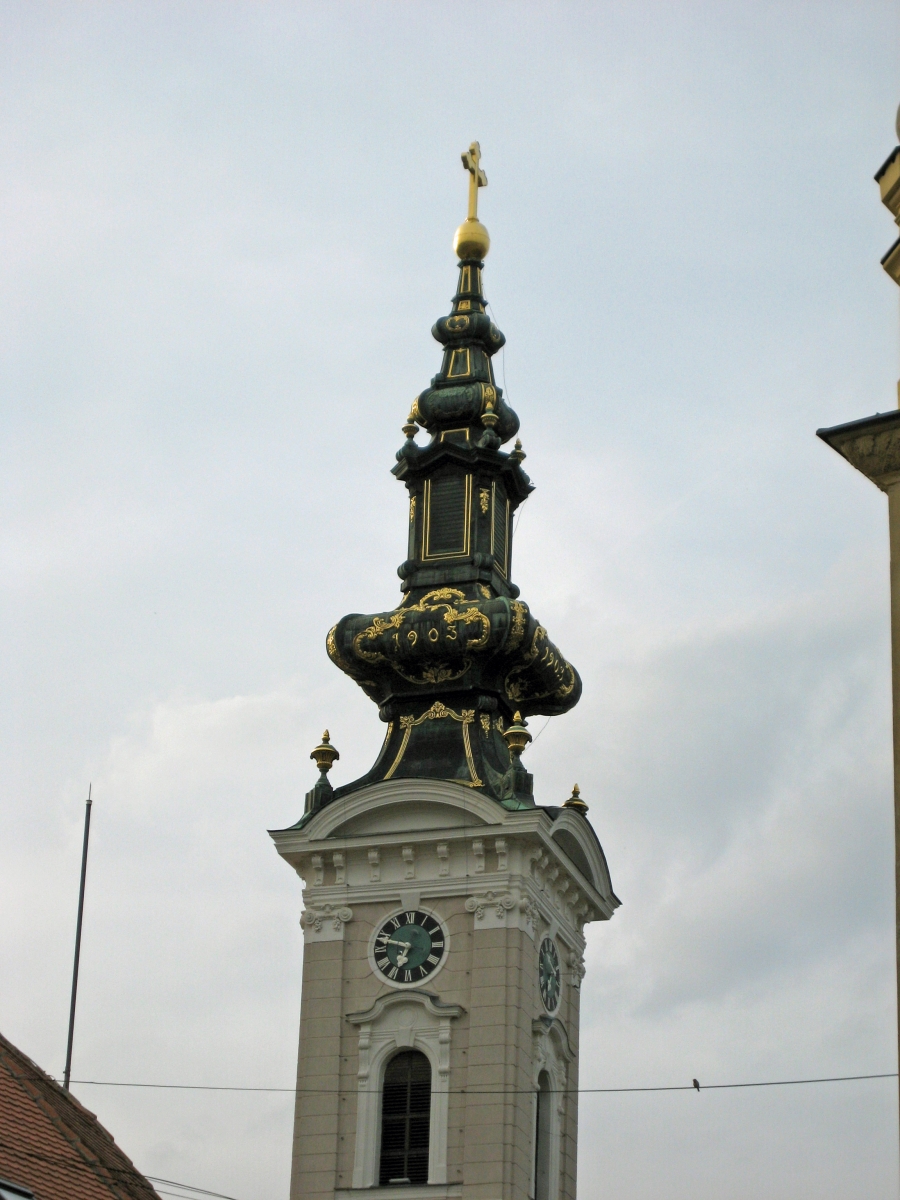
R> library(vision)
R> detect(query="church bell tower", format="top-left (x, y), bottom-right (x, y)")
top-left (271, 144), bottom-right (620, 1200)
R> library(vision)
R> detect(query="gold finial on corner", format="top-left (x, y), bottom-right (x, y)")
top-left (454, 141), bottom-right (491, 261)
top-left (509, 438), bottom-right (526, 464)
top-left (563, 783), bottom-right (589, 817)
top-left (311, 729), bottom-right (339, 774)
top-left (402, 410), bottom-right (418, 439)
top-left (502, 710), bottom-right (532, 759)
top-left (481, 395), bottom-right (499, 430)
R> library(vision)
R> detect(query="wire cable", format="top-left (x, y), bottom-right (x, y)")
top-left (145, 1177), bottom-right (243, 1200)
top-left (64, 1071), bottom-right (898, 1096)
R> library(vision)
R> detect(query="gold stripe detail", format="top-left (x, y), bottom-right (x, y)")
top-left (382, 701), bottom-right (482, 786)
top-left (448, 348), bottom-right (471, 378)
top-left (461, 719), bottom-right (483, 787)
top-left (383, 720), bottom-right (412, 780)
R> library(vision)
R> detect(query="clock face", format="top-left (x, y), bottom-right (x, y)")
top-left (538, 938), bottom-right (561, 1013)
top-left (371, 909), bottom-right (448, 988)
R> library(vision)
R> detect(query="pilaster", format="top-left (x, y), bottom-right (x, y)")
top-left (291, 937), bottom-right (345, 1200)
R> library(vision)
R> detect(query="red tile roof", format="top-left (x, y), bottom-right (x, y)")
top-left (0, 1031), bottom-right (160, 1200)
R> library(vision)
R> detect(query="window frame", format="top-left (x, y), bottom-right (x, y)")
top-left (378, 1049), bottom-right (432, 1187)
top-left (347, 991), bottom-right (463, 1189)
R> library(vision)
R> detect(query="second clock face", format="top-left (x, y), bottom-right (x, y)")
top-left (539, 938), bottom-right (561, 1013)
top-left (372, 909), bottom-right (447, 987)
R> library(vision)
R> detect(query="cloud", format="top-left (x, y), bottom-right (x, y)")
top-left (2, 4), bottom-right (899, 1198)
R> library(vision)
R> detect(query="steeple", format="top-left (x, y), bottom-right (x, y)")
top-left (315, 145), bottom-right (582, 817)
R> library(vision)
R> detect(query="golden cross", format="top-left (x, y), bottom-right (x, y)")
top-left (461, 141), bottom-right (487, 220)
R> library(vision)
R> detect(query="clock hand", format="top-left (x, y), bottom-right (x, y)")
top-left (376, 935), bottom-right (415, 965)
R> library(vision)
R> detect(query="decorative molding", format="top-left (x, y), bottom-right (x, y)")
top-left (333, 850), bottom-right (345, 885)
top-left (567, 950), bottom-right (586, 990)
top-left (833, 426), bottom-right (900, 485)
top-left (367, 847), bottom-right (380, 882)
top-left (465, 889), bottom-right (516, 926)
top-left (471, 838), bottom-right (485, 873)
top-left (436, 842), bottom-right (449, 876)
top-left (347, 989), bottom-right (464, 1028)
top-left (300, 903), bottom-right (353, 942)
top-left (818, 414), bottom-right (900, 490)
top-left (532, 1016), bottom-right (574, 1064)
top-left (283, 778), bottom-right (501, 839)
top-left (275, 780), bottom-right (622, 918)
top-left (402, 844), bottom-right (416, 879)
top-left (346, 991), bottom-right (464, 1189)
top-left (275, 786), bottom-right (620, 952)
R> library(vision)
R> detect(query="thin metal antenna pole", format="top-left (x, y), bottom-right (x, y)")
top-left (63, 784), bottom-right (92, 1092)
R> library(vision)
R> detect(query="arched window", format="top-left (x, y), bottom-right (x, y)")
top-left (534, 1070), bottom-right (552, 1200)
top-left (379, 1050), bottom-right (431, 1186)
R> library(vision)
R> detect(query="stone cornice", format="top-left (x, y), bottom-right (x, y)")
top-left (271, 778), bottom-right (618, 906)
top-left (271, 778), bottom-right (620, 942)
top-left (817, 410), bottom-right (900, 490)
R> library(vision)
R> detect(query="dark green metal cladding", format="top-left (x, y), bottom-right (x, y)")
top-left (313, 253), bottom-right (581, 817)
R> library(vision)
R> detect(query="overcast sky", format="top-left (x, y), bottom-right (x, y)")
top-left (3, 3), bottom-right (900, 1199)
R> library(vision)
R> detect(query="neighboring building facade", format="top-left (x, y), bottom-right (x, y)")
top-left (817, 113), bottom-right (900, 1154)
top-left (0, 1031), bottom-right (159, 1200)
top-left (272, 146), bottom-right (620, 1200)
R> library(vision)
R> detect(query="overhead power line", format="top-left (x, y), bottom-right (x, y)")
top-left (65, 1071), bottom-right (898, 1096)
top-left (146, 1177), bottom-right (244, 1200)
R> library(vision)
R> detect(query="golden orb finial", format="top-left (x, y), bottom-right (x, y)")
top-left (401, 410), bottom-right (418, 439)
top-left (502, 711), bottom-right (532, 759)
top-left (310, 729), bottom-right (339, 774)
top-left (454, 219), bottom-right (490, 260)
top-left (454, 141), bottom-right (490, 260)
top-left (563, 783), bottom-right (590, 816)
